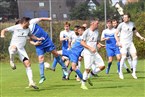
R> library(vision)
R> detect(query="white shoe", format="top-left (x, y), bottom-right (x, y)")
top-left (29, 82), bottom-right (39, 89)
top-left (119, 73), bottom-right (124, 79)
top-left (10, 61), bottom-right (16, 70)
top-left (132, 73), bottom-right (137, 79)
top-left (62, 69), bottom-right (68, 76)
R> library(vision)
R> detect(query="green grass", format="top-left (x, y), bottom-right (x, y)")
top-left (0, 60), bottom-right (145, 97)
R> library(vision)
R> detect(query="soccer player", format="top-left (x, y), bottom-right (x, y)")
top-left (112, 19), bottom-right (132, 73)
top-left (52, 26), bottom-right (85, 83)
top-left (51, 22), bottom-right (73, 80)
top-left (115, 13), bottom-right (145, 79)
top-left (0, 17), bottom-right (42, 89)
top-left (81, 19), bottom-right (105, 89)
top-left (28, 17), bottom-right (68, 83)
top-left (101, 19), bottom-right (121, 74)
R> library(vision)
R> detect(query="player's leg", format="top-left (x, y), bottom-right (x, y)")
top-left (51, 50), bottom-right (62, 71)
top-left (106, 48), bottom-right (114, 74)
top-left (129, 43), bottom-right (137, 79)
top-left (51, 49), bottom-right (68, 76)
top-left (106, 56), bottom-right (113, 74)
top-left (18, 49), bottom-right (38, 89)
top-left (71, 62), bottom-right (83, 81)
top-left (8, 45), bottom-right (17, 70)
top-left (81, 54), bottom-right (93, 89)
top-left (119, 46), bottom-right (127, 79)
top-left (35, 47), bottom-right (47, 84)
top-left (76, 61), bottom-right (81, 81)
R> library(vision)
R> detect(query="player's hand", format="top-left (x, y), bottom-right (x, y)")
top-left (37, 37), bottom-right (45, 41)
top-left (34, 41), bottom-right (41, 46)
top-left (116, 42), bottom-right (122, 48)
top-left (105, 37), bottom-right (109, 40)
top-left (90, 47), bottom-right (96, 53)
top-left (0, 35), bottom-right (5, 38)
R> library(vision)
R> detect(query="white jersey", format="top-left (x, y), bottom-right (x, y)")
top-left (82, 28), bottom-right (99, 55)
top-left (117, 21), bottom-right (135, 44)
top-left (69, 31), bottom-right (79, 47)
top-left (6, 24), bottom-right (31, 48)
top-left (60, 30), bottom-right (74, 39)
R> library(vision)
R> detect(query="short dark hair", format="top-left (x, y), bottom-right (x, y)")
top-left (124, 13), bottom-right (131, 18)
top-left (20, 17), bottom-right (31, 24)
top-left (112, 19), bottom-right (118, 23)
top-left (107, 19), bottom-right (112, 23)
top-left (64, 22), bottom-right (70, 26)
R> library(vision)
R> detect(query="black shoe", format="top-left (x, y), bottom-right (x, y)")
top-left (131, 68), bottom-right (133, 72)
top-left (126, 68), bottom-right (131, 73)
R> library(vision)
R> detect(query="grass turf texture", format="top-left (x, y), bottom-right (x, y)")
top-left (0, 60), bottom-right (145, 97)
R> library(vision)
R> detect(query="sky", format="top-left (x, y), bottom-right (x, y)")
top-left (111, 0), bottom-right (127, 6)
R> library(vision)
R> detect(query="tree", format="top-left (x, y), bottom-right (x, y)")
top-left (69, 3), bottom-right (91, 20)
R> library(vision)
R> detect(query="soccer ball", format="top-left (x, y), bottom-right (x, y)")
top-left (44, 62), bottom-right (50, 69)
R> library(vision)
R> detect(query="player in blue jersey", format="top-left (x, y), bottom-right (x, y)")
top-left (101, 19), bottom-right (121, 74)
top-left (51, 22), bottom-right (73, 79)
top-left (29, 17), bottom-right (68, 84)
top-left (51, 26), bottom-right (85, 82)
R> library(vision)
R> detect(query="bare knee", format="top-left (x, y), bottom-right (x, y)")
top-left (38, 55), bottom-right (44, 63)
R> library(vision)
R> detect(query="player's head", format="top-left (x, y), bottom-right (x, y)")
top-left (15, 19), bottom-right (21, 25)
top-left (64, 22), bottom-right (70, 31)
top-left (20, 17), bottom-right (31, 29)
top-left (123, 13), bottom-right (131, 23)
top-left (112, 19), bottom-right (118, 28)
top-left (78, 26), bottom-right (85, 36)
top-left (90, 18), bottom-right (99, 30)
top-left (106, 19), bottom-right (112, 29)
top-left (82, 23), bottom-right (87, 29)
top-left (74, 25), bottom-right (80, 36)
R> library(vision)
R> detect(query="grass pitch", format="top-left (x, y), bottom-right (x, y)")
top-left (0, 60), bottom-right (145, 97)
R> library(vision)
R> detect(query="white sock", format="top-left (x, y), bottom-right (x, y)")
top-left (93, 67), bottom-right (101, 74)
top-left (120, 56), bottom-right (126, 75)
top-left (82, 71), bottom-right (88, 85)
top-left (123, 63), bottom-right (128, 69)
top-left (132, 58), bottom-right (137, 74)
top-left (127, 58), bottom-right (133, 68)
top-left (26, 67), bottom-right (33, 84)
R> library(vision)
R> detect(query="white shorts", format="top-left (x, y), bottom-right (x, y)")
top-left (120, 42), bottom-right (137, 54)
top-left (83, 52), bottom-right (105, 69)
top-left (8, 46), bottom-right (29, 62)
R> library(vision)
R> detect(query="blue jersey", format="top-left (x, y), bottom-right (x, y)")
top-left (31, 24), bottom-right (54, 49)
top-left (29, 18), bottom-right (55, 56)
top-left (101, 28), bottom-right (118, 48)
top-left (63, 36), bottom-right (84, 63)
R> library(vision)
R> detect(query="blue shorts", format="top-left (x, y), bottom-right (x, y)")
top-left (106, 47), bottom-right (120, 57)
top-left (62, 49), bottom-right (79, 64)
top-left (36, 44), bottom-right (56, 56)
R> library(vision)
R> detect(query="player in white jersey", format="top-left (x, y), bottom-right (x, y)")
top-left (0, 17), bottom-right (43, 89)
top-left (115, 13), bottom-right (145, 79)
top-left (80, 19), bottom-right (105, 89)
top-left (112, 19), bottom-right (132, 73)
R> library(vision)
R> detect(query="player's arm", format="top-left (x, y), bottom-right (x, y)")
top-left (38, 17), bottom-right (51, 21)
top-left (101, 31), bottom-right (109, 41)
top-left (133, 28), bottom-right (145, 41)
top-left (0, 29), bottom-right (8, 38)
top-left (29, 38), bottom-right (41, 46)
top-left (115, 29), bottom-right (122, 47)
top-left (81, 40), bottom-right (96, 53)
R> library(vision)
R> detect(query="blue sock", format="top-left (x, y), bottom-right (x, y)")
top-left (75, 69), bottom-right (83, 80)
top-left (55, 56), bottom-right (67, 69)
top-left (106, 62), bottom-right (112, 74)
top-left (39, 62), bottom-right (45, 78)
top-left (117, 62), bottom-right (120, 73)
top-left (69, 67), bottom-right (73, 72)
top-left (52, 58), bottom-right (58, 69)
